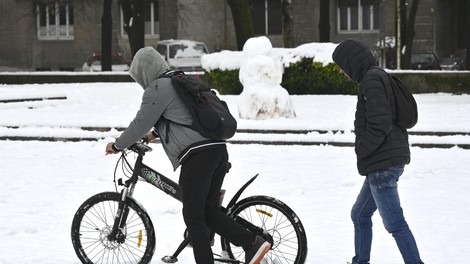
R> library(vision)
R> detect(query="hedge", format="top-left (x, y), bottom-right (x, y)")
top-left (204, 57), bottom-right (470, 95)
top-left (2, 60), bottom-right (469, 95)
top-left (205, 58), bottom-right (357, 95)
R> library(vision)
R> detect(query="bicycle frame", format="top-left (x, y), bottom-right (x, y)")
top-left (109, 144), bottom-right (263, 262)
top-left (118, 145), bottom-right (260, 207)
top-left (134, 154), bottom-right (184, 201)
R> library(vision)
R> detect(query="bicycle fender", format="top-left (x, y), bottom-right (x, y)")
top-left (226, 174), bottom-right (258, 211)
top-left (129, 196), bottom-right (148, 213)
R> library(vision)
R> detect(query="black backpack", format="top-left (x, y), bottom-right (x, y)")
top-left (160, 71), bottom-right (237, 140)
top-left (387, 74), bottom-right (418, 130)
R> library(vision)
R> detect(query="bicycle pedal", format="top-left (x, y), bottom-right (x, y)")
top-left (161, 255), bottom-right (178, 263)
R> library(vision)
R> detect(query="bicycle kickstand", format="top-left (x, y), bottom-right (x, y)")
top-left (162, 237), bottom-right (190, 263)
top-left (162, 238), bottom-right (241, 264)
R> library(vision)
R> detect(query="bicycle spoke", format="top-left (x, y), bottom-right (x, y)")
top-left (72, 192), bottom-right (155, 264)
top-left (223, 196), bottom-right (307, 264)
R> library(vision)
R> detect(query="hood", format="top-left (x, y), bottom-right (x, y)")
top-left (129, 47), bottom-right (170, 89)
top-left (332, 38), bottom-right (377, 83)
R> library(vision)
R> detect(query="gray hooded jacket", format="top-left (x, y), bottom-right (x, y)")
top-left (333, 39), bottom-right (410, 175)
top-left (115, 47), bottom-right (221, 169)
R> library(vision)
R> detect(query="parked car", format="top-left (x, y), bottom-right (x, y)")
top-left (440, 56), bottom-right (465, 71)
top-left (82, 51), bottom-right (130, 72)
top-left (155, 39), bottom-right (209, 74)
top-left (410, 52), bottom-right (441, 70)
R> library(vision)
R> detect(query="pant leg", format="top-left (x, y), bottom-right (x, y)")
top-left (179, 146), bottom-right (253, 264)
top-left (179, 149), bottom-right (216, 264)
top-left (203, 148), bottom-right (255, 247)
top-left (351, 177), bottom-right (377, 264)
top-left (368, 165), bottom-right (423, 264)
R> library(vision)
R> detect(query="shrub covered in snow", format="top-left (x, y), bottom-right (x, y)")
top-left (282, 58), bottom-right (357, 95)
top-left (202, 39), bottom-right (356, 95)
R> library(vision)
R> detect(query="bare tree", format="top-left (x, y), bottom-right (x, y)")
top-left (319, 0), bottom-right (330, 42)
top-left (227, 0), bottom-right (255, 50)
top-left (121, 0), bottom-right (145, 58)
top-left (101, 0), bottom-right (113, 71)
top-left (159, 0), bottom-right (178, 40)
top-left (282, 0), bottom-right (294, 47)
top-left (401, 0), bottom-right (419, 69)
top-left (465, 0), bottom-right (470, 70)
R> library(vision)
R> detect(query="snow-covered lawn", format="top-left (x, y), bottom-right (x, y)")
top-left (1, 81), bottom-right (470, 263)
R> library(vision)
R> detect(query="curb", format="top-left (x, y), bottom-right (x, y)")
top-left (3, 126), bottom-right (469, 137)
top-left (1, 126), bottom-right (469, 149)
top-left (1, 136), bottom-right (469, 149)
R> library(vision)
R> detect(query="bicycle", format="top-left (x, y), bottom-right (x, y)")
top-left (71, 141), bottom-right (308, 264)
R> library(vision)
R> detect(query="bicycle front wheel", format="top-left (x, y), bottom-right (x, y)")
top-left (221, 195), bottom-right (308, 264)
top-left (71, 192), bottom-right (155, 264)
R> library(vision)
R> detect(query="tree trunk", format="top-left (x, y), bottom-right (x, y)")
top-left (227, 0), bottom-right (254, 50)
top-left (402, 0), bottom-right (419, 69)
top-left (465, 0), bottom-right (470, 70)
top-left (101, 0), bottom-right (113, 71)
top-left (395, 0), bottom-right (407, 69)
top-left (121, 0), bottom-right (145, 58)
top-left (159, 0), bottom-right (178, 40)
top-left (282, 0), bottom-right (294, 47)
top-left (319, 0), bottom-right (330, 42)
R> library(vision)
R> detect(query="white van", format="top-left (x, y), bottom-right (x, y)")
top-left (155, 39), bottom-right (209, 75)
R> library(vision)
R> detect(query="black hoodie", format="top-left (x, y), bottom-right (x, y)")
top-left (333, 38), bottom-right (410, 175)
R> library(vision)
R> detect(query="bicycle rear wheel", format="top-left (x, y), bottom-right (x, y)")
top-left (221, 195), bottom-right (308, 264)
top-left (71, 192), bottom-right (155, 264)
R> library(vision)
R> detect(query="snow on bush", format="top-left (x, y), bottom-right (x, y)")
top-left (202, 37), bottom-right (337, 120)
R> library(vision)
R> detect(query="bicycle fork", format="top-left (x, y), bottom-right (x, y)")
top-left (108, 178), bottom-right (137, 243)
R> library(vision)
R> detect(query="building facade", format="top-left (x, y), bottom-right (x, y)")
top-left (0, 0), bottom-right (466, 71)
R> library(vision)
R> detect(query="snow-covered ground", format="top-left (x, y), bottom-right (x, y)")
top-left (1, 81), bottom-right (470, 264)
top-left (1, 36), bottom-right (469, 264)
top-left (0, 82), bottom-right (469, 146)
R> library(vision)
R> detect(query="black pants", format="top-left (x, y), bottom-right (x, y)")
top-left (179, 146), bottom-right (254, 264)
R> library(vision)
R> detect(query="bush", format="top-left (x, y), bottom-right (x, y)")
top-left (282, 58), bottom-right (357, 95)
top-left (205, 58), bottom-right (357, 95)
top-left (205, 69), bottom-right (243, 94)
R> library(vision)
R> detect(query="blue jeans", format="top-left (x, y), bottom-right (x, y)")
top-left (350, 165), bottom-right (423, 264)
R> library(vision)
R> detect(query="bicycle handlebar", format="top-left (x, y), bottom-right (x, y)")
top-left (128, 142), bottom-right (153, 155)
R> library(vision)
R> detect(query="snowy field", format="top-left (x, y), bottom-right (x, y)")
top-left (1, 81), bottom-right (470, 264)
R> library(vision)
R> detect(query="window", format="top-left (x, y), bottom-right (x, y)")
top-left (121, 0), bottom-right (159, 38)
top-left (36, 0), bottom-right (74, 40)
top-left (250, 0), bottom-right (282, 35)
top-left (338, 0), bottom-right (379, 33)
top-left (144, 0), bottom-right (159, 36)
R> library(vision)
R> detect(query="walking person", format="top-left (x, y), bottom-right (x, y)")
top-left (332, 39), bottom-right (424, 264)
top-left (105, 46), bottom-right (270, 264)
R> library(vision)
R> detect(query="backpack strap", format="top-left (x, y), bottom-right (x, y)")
top-left (155, 71), bottom-right (193, 144)
top-left (371, 66), bottom-right (398, 124)
top-left (158, 70), bottom-right (184, 79)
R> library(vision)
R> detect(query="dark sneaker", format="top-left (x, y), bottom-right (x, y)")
top-left (245, 235), bottom-right (271, 264)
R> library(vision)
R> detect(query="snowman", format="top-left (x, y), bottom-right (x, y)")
top-left (238, 36), bottom-right (296, 120)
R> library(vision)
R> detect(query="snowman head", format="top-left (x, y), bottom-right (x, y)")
top-left (243, 36), bottom-right (272, 58)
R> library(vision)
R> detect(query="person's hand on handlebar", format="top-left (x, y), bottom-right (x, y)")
top-left (105, 142), bottom-right (120, 155)
top-left (106, 130), bottom-right (157, 155)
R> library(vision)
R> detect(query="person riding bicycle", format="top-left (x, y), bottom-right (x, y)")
top-left (105, 46), bottom-right (270, 264)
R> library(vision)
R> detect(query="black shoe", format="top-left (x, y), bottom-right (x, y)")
top-left (245, 235), bottom-right (271, 264)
